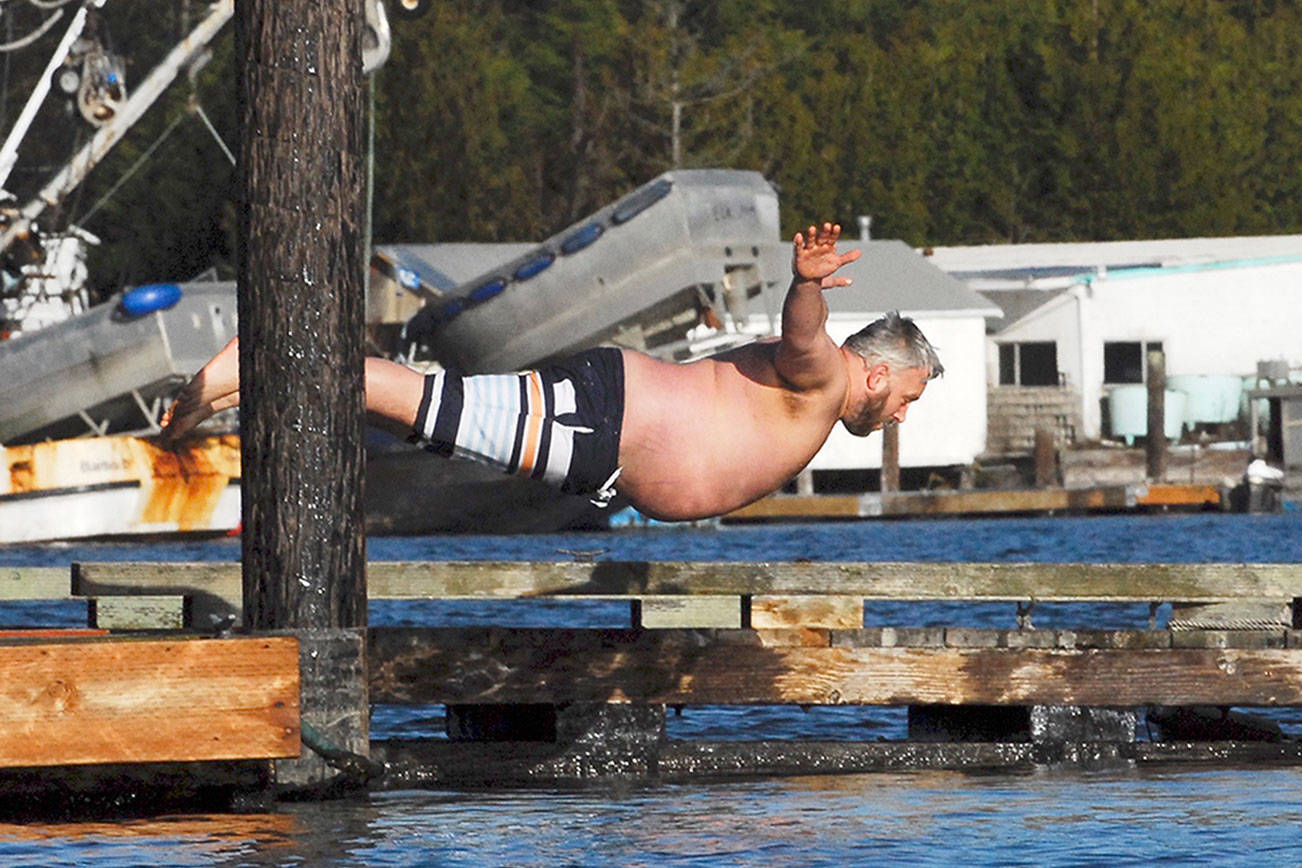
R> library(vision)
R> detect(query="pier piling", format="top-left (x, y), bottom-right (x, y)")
top-left (235, 0), bottom-right (369, 794)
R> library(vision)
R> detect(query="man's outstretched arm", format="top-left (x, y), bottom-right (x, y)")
top-left (161, 336), bottom-right (426, 441)
top-left (774, 222), bottom-right (861, 391)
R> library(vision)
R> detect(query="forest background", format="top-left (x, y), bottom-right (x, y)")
top-left (2, 0), bottom-right (1300, 298)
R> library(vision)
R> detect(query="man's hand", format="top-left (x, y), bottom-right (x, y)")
top-left (792, 222), bottom-right (861, 289)
top-left (160, 336), bottom-right (241, 442)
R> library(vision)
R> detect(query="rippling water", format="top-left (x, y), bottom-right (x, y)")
top-left (1, 512), bottom-right (1299, 865)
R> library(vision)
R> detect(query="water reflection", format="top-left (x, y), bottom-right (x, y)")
top-left (1, 768), bottom-right (1300, 865)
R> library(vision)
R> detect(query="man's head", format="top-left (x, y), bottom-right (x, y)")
top-left (840, 311), bottom-right (943, 436)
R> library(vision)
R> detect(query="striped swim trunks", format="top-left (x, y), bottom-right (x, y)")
top-left (409, 347), bottom-right (624, 505)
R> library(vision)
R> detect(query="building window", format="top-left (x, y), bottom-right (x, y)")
top-left (1103, 340), bottom-right (1163, 384)
top-left (998, 341), bottom-right (1059, 386)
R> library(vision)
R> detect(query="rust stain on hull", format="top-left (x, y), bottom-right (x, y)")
top-left (2, 434), bottom-right (240, 533)
top-left (138, 435), bottom-right (240, 531)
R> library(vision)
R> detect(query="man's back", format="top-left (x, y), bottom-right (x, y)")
top-left (617, 341), bottom-right (848, 520)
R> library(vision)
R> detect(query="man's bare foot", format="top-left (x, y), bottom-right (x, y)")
top-left (161, 336), bottom-right (241, 441)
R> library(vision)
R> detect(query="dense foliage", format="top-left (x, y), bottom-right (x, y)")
top-left (3, 0), bottom-right (1299, 296)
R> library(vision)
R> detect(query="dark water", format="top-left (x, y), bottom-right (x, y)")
top-left (2, 512), bottom-right (1300, 865)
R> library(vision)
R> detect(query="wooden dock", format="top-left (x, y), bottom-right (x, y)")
top-left (4, 558), bottom-right (1302, 804)
top-left (724, 483), bottom-right (1223, 522)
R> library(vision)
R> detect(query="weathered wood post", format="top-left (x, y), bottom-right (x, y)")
top-left (1146, 349), bottom-right (1167, 481)
top-left (236, 0), bottom-right (369, 792)
top-left (1034, 428), bottom-right (1057, 488)
top-left (881, 423), bottom-right (900, 493)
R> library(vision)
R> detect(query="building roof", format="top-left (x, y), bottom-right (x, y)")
top-left (978, 287), bottom-right (1069, 329)
top-left (923, 234), bottom-right (1302, 289)
top-left (825, 240), bottom-right (1000, 318)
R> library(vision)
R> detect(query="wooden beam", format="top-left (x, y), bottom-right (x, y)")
top-left (370, 737), bottom-right (1302, 787)
top-left (1136, 484), bottom-right (1221, 508)
top-left (726, 494), bottom-right (864, 521)
top-left (89, 595), bottom-right (187, 631)
top-left (0, 566), bottom-right (71, 601)
top-left (0, 636), bottom-right (300, 767)
top-left (72, 560), bottom-right (1302, 603)
top-left (368, 627), bottom-right (1302, 707)
top-left (874, 486), bottom-right (1134, 516)
top-left (751, 596), bottom-right (863, 630)
top-left (639, 596), bottom-right (740, 629)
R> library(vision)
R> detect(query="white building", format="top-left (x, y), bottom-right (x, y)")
top-left (927, 236), bottom-right (1302, 445)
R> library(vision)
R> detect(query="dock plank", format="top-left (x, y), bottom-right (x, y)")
top-left (0, 636), bottom-right (300, 768)
top-left (369, 627), bottom-right (1302, 707)
top-left (1136, 484), bottom-right (1222, 507)
top-left (73, 561), bottom-right (1302, 603)
top-left (0, 566), bottom-right (72, 601)
top-left (874, 486), bottom-right (1135, 517)
top-left (726, 495), bottom-right (865, 520)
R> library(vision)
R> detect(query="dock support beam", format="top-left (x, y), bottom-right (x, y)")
top-left (236, 0), bottom-right (369, 793)
top-left (908, 705), bottom-right (1137, 748)
top-left (1147, 349), bottom-right (1168, 482)
top-left (881, 424), bottom-right (900, 493)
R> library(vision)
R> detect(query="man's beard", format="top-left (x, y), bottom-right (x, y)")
top-left (844, 392), bottom-right (889, 436)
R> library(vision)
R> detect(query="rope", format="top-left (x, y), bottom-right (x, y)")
top-left (0, 9), bottom-right (62, 53)
top-left (74, 108), bottom-right (187, 226)
top-left (1167, 618), bottom-right (1288, 631)
top-left (298, 720), bottom-right (386, 783)
top-left (191, 100), bottom-right (235, 166)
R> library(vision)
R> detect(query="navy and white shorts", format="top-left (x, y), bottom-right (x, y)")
top-left (409, 347), bottom-right (624, 505)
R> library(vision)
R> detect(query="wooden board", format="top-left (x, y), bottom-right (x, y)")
top-left (369, 627), bottom-right (1302, 707)
top-left (0, 566), bottom-right (72, 601)
top-left (1136, 484), bottom-right (1221, 507)
top-left (0, 636), bottom-right (300, 768)
top-left (874, 486), bottom-right (1134, 517)
top-left (725, 495), bottom-right (864, 521)
top-left (72, 560), bottom-right (1302, 603)
top-left (640, 596), bottom-right (740, 629)
top-left (89, 596), bottom-right (187, 631)
top-left (751, 595), bottom-right (863, 630)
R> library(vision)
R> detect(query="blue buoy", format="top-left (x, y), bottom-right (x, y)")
top-left (118, 283), bottom-right (182, 317)
top-left (467, 278), bottom-right (507, 304)
top-left (433, 299), bottom-right (464, 322)
top-left (612, 179), bottom-right (672, 225)
top-left (514, 252), bottom-right (555, 281)
top-left (560, 222), bottom-right (604, 255)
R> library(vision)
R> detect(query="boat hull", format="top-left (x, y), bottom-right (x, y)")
top-left (1, 434), bottom-right (606, 544)
top-left (1, 434), bottom-right (242, 544)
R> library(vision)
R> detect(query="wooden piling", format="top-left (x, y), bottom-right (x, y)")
top-left (235, 0), bottom-right (369, 792)
top-left (881, 423), bottom-right (900, 492)
top-left (1034, 427), bottom-right (1057, 488)
top-left (1146, 349), bottom-right (1167, 481)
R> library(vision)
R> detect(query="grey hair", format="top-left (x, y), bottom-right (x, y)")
top-left (842, 311), bottom-right (944, 379)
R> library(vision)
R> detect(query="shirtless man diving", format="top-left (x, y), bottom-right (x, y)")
top-left (163, 222), bottom-right (943, 521)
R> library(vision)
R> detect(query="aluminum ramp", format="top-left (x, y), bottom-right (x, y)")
top-left (402, 169), bottom-right (788, 373)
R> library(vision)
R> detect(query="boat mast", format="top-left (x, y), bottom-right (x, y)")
top-left (0, 0), bottom-right (105, 190)
top-left (0, 0), bottom-right (235, 256)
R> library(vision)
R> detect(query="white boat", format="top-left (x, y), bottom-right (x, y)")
top-left (0, 433), bottom-right (241, 544)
